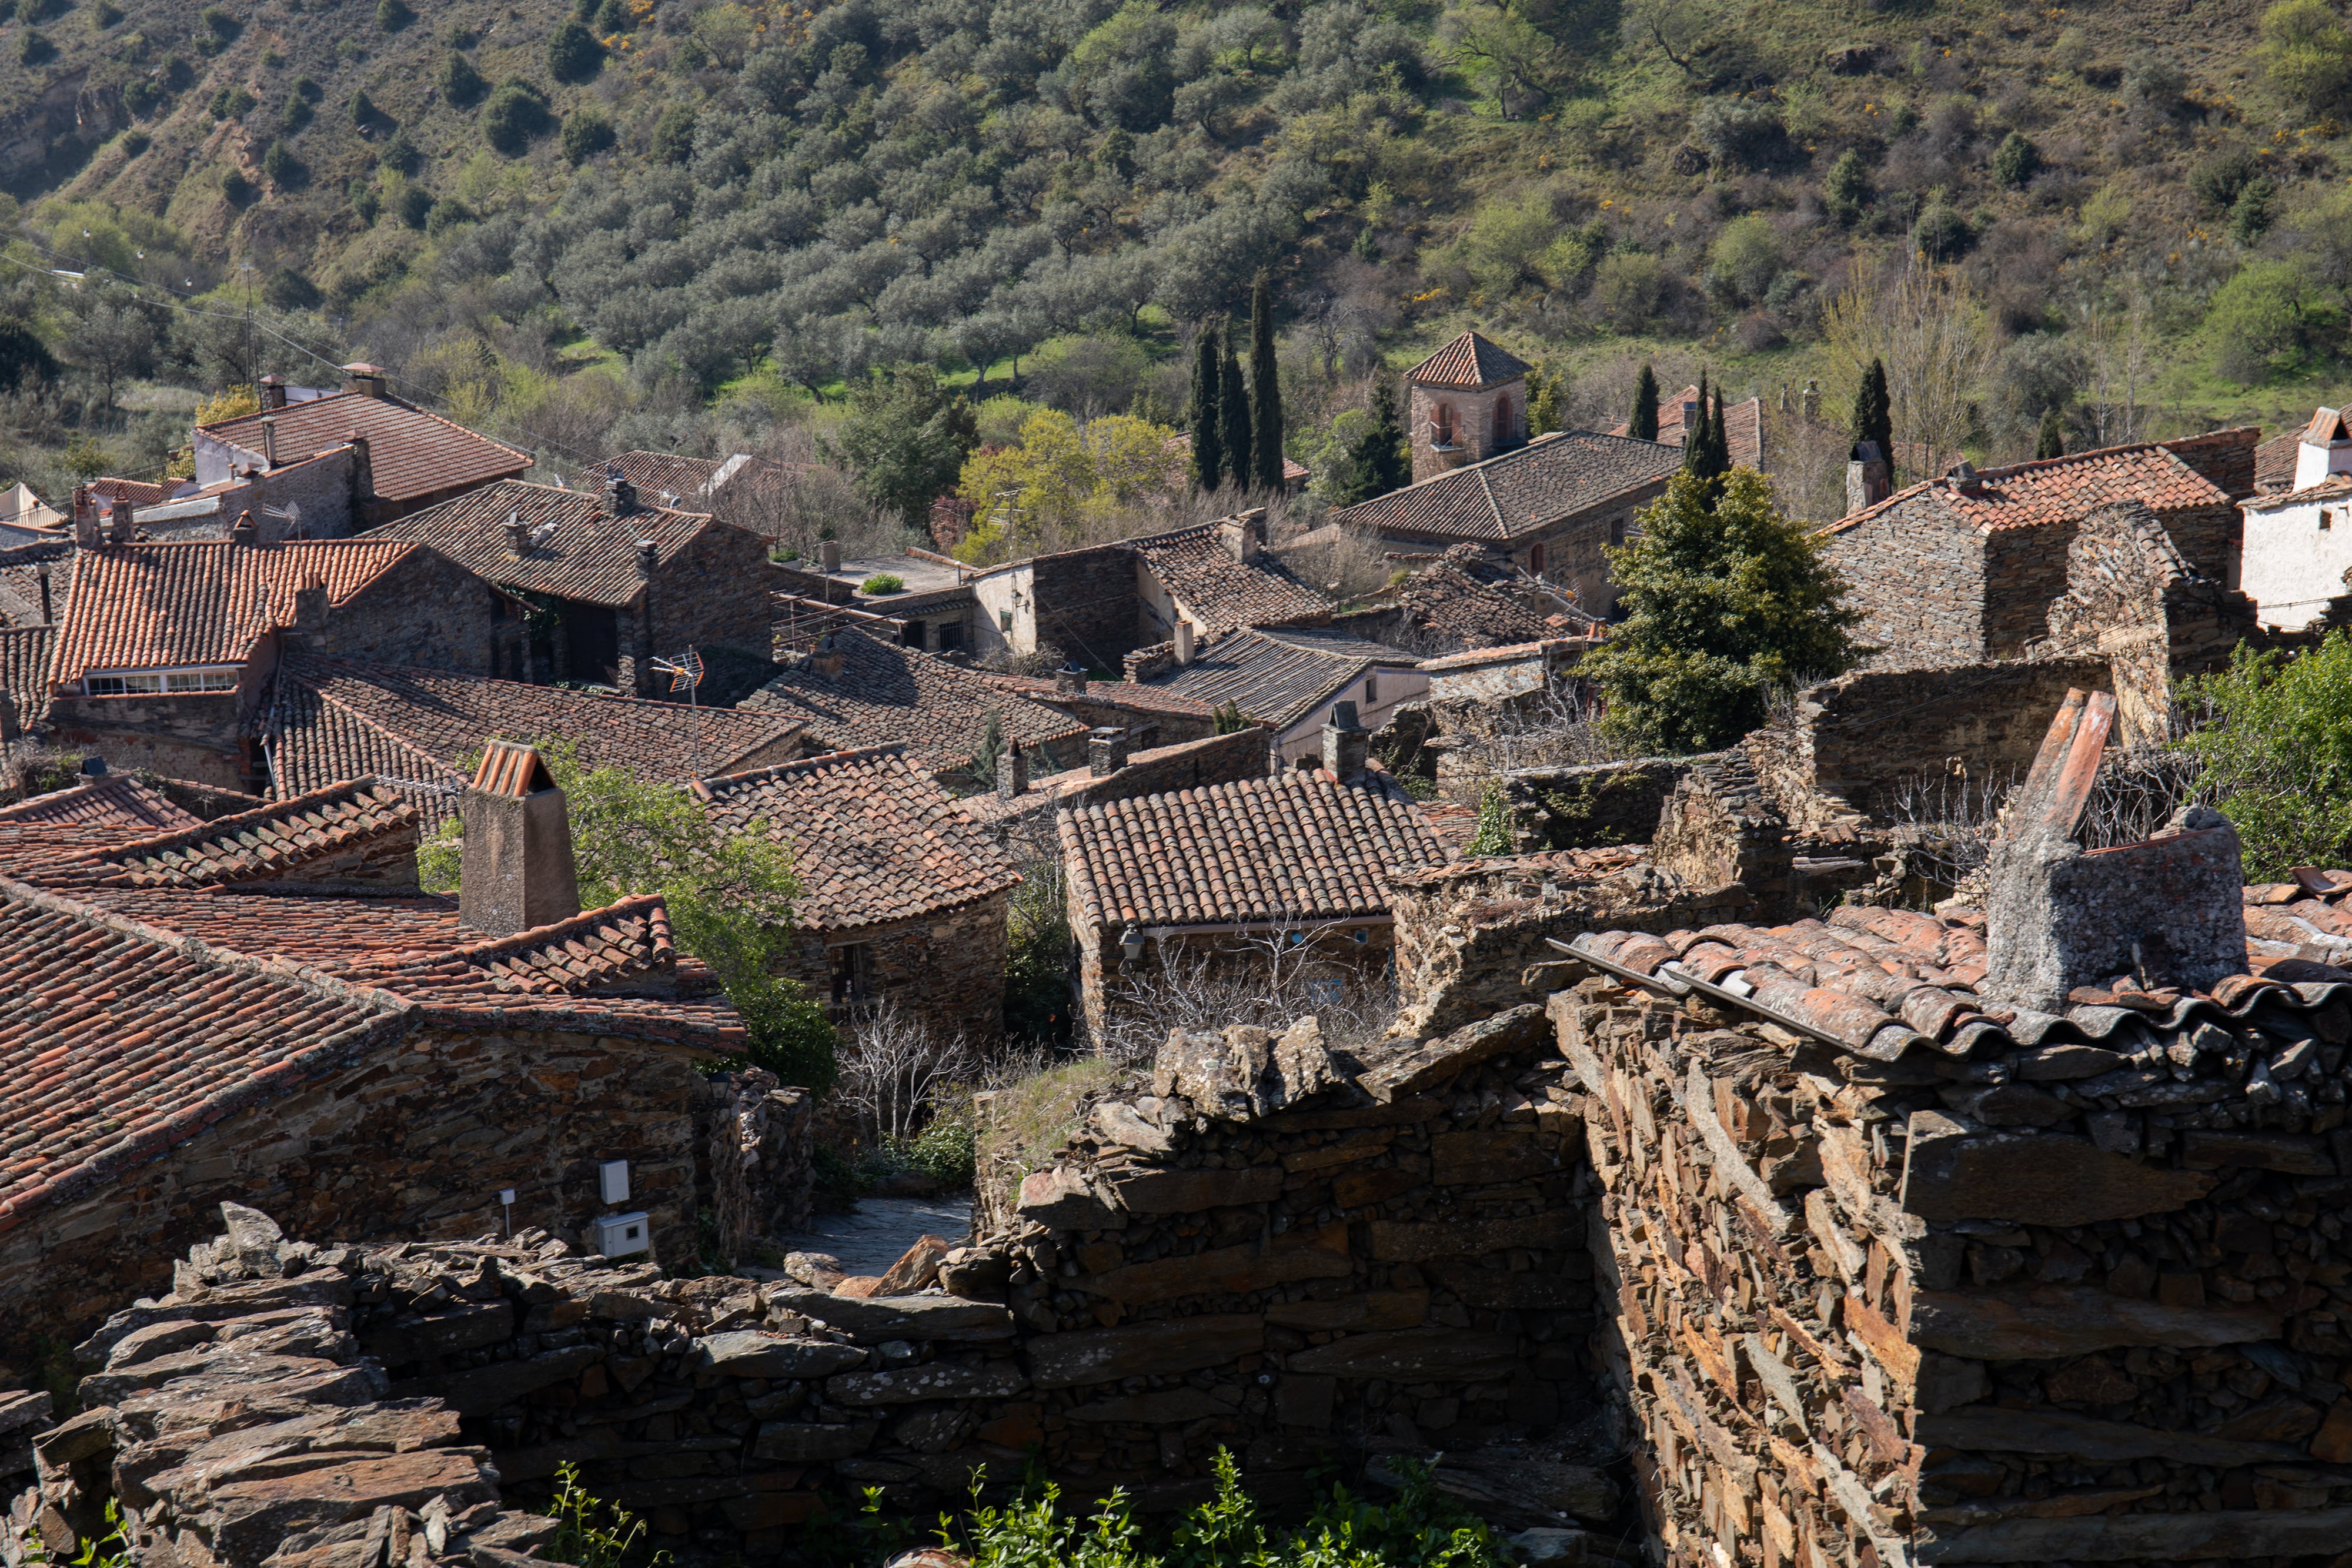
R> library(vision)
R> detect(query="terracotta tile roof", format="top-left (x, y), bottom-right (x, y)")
top-left (1406, 331), bottom-right (1532, 390)
top-left (1418, 638), bottom-right (1552, 671)
top-left (2255, 430), bottom-right (2301, 493)
top-left (2158, 426), bottom-right (2260, 501)
top-left (258, 656), bottom-right (803, 826)
top-left (2244, 473), bottom-right (2352, 510)
top-left (21, 780), bottom-right (417, 891)
top-left (1163, 434), bottom-right (1308, 487)
top-left (1631, 387), bottom-right (1764, 469)
top-left (742, 626), bottom-right (1087, 775)
top-left (52, 540), bottom-right (419, 685)
top-left (0, 774), bottom-right (200, 833)
top-left (0, 538), bottom-right (73, 631)
top-left (971, 669), bottom-right (1215, 719)
top-left (201, 392), bottom-right (532, 503)
top-left (1335, 430), bottom-right (1682, 544)
top-left (694, 745), bottom-right (1020, 931)
top-left (1140, 626), bottom-right (1420, 731)
top-left (368, 480), bottom-right (716, 606)
top-left (0, 625), bottom-right (52, 729)
top-left (1384, 547), bottom-right (1554, 650)
top-left (1132, 522), bottom-right (1330, 633)
top-left (1824, 440), bottom-right (2230, 538)
top-left (88, 477), bottom-right (172, 509)
top-left (600, 451), bottom-right (725, 502)
top-left (1060, 768), bottom-right (1451, 931)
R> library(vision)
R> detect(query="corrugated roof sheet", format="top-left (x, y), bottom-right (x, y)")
top-left (695, 745), bottom-right (1021, 931)
top-left (1061, 768), bottom-right (1450, 931)
top-left (1335, 430), bottom-right (1682, 543)
top-left (368, 480), bottom-right (716, 607)
top-left (202, 392), bottom-right (531, 503)
top-left (1406, 331), bottom-right (1532, 390)
top-left (53, 540), bottom-right (418, 684)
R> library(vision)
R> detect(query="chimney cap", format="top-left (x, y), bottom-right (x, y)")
top-left (340, 361), bottom-right (386, 376)
top-left (79, 754), bottom-right (106, 777)
top-left (1328, 700), bottom-right (1364, 732)
top-left (472, 738), bottom-right (559, 798)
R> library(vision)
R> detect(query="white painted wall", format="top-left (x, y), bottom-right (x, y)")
top-left (1272, 666), bottom-right (1433, 763)
top-left (2241, 496), bottom-right (2352, 631)
top-left (970, 563), bottom-right (1035, 660)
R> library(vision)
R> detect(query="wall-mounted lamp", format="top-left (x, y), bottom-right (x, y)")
top-left (1118, 927), bottom-right (1145, 962)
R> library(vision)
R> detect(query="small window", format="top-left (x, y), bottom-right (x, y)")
top-left (998, 609), bottom-right (1013, 633)
top-left (85, 672), bottom-right (164, 696)
top-left (901, 618), bottom-right (926, 648)
top-left (937, 620), bottom-right (964, 652)
top-left (167, 670), bottom-right (238, 692)
top-left (1363, 674), bottom-right (1378, 707)
top-left (2324, 509), bottom-right (2337, 531)
top-left (830, 943), bottom-right (874, 1012)
top-left (1608, 516), bottom-right (1626, 547)
top-left (1432, 403), bottom-right (1455, 446)
top-left (1528, 542), bottom-right (1546, 574)
top-left (1494, 395), bottom-right (1512, 446)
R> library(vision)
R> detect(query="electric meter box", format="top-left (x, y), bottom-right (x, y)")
top-left (594, 1211), bottom-right (649, 1257)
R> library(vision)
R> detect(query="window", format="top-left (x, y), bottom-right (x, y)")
top-left (85, 667), bottom-right (238, 696)
top-left (937, 620), bottom-right (964, 653)
top-left (901, 618), bottom-right (926, 648)
top-left (1362, 674), bottom-right (1378, 707)
top-left (1431, 403), bottom-right (1455, 446)
top-left (998, 609), bottom-right (1013, 633)
top-left (2325, 509), bottom-right (2337, 532)
top-left (1528, 542), bottom-right (1546, 575)
top-left (1494, 395), bottom-right (1512, 446)
top-left (829, 943), bottom-right (875, 1013)
top-left (1608, 515), bottom-right (1626, 547)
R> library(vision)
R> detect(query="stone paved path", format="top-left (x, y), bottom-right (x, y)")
top-left (780, 1194), bottom-right (973, 1276)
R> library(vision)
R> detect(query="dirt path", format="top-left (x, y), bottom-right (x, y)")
top-left (781, 1193), bottom-right (973, 1276)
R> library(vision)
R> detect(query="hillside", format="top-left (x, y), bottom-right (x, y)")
top-left (1, 0), bottom-right (2348, 523)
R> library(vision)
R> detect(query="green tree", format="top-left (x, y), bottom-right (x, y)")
top-left (1187, 323), bottom-right (1222, 490)
top-left (652, 103), bottom-right (696, 163)
top-left (1528, 364), bottom-right (1562, 436)
top-left (376, 0), bottom-right (410, 29)
top-left (1248, 276), bottom-right (1283, 492)
top-left (1583, 469), bottom-right (1862, 754)
top-left (482, 82), bottom-right (553, 155)
top-left (1991, 131), bottom-right (2040, 189)
top-left (1850, 357), bottom-right (1892, 462)
top-left (547, 18), bottom-right (604, 81)
top-left (2177, 633), bottom-right (2352, 879)
top-left (1219, 323), bottom-right (1252, 493)
top-left (2207, 258), bottom-right (2308, 384)
top-left (438, 51), bottom-right (487, 107)
top-left (1628, 362), bottom-right (1660, 441)
top-left (2034, 407), bottom-right (2064, 460)
top-left (832, 366), bottom-right (980, 528)
top-left (563, 108), bottom-right (616, 162)
top-left (1332, 376), bottom-right (1410, 505)
top-left (350, 88), bottom-right (379, 124)
top-left (1824, 149), bottom-right (1869, 225)
top-left (2260, 0), bottom-right (2352, 115)
top-left (1682, 370), bottom-right (1728, 494)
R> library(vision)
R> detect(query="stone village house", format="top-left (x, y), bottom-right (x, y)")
top-left (0, 760), bottom-right (746, 1382)
top-left (1127, 624), bottom-right (1429, 767)
top-left (2237, 404), bottom-right (2352, 633)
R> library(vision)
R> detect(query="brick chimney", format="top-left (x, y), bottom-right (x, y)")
top-left (811, 634), bottom-right (844, 679)
top-left (603, 472), bottom-right (638, 517)
top-left (1947, 459), bottom-right (1982, 494)
top-left (996, 744), bottom-right (1028, 798)
top-left (459, 740), bottom-right (581, 937)
top-left (1087, 726), bottom-right (1128, 777)
top-left (291, 571), bottom-right (330, 652)
top-left (1981, 688), bottom-right (2247, 1010)
top-left (1322, 699), bottom-right (1368, 783)
top-left (819, 538), bottom-right (841, 573)
top-left (259, 416), bottom-right (277, 469)
top-left (259, 375), bottom-right (287, 411)
top-left (228, 510), bottom-right (258, 545)
top-left (109, 496), bottom-right (136, 544)
top-left (341, 362), bottom-right (388, 398)
top-left (505, 511), bottom-right (529, 556)
top-left (1056, 662), bottom-right (1089, 696)
top-left (1174, 620), bottom-right (1195, 666)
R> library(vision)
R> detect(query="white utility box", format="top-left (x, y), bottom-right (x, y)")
top-left (594, 1211), bottom-right (650, 1257)
top-left (598, 1160), bottom-right (630, 1204)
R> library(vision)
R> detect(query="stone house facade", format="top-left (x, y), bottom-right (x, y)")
top-left (693, 745), bottom-right (1021, 1037)
top-left (0, 774), bottom-right (744, 1380)
top-left (1822, 433), bottom-right (2254, 662)
top-left (122, 447), bottom-right (367, 542)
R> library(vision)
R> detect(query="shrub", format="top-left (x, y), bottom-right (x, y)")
top-left (547, 18), bottom-right (603, 82)
top-left (1691, 97), bottom-right (1785, 170)
top-left (375, 0), bottom-right (410, 30)
top-left (350, 89), bottom-right (377, 124)
top-left (2232, 176), bottom-right (2278, 244)
top-left (1991, 130), bottom-right (2039, 188)
top-left (260, 139), bottom-right (301, 186)
top-left (350, 178), bottom-right (380, 222)
top-left (18, 30), bottom-right (54, 64)
top-left (439, 51), bottom-right (487, 107)
top-left (2207, 258), bottom-right (2307, 382)
top-left (561, 107), bottom-right (615, 162)
top-left (859, 572), bottom-right (906, 594)
top-left (91, 0), bottom-right (119, 25)
top-left (395, 182), bottom-right (433, 229)
top-left (1705, 215), bottom-right (1782, 307)
top-left (378, 128), bottom-right (419, 172)
top-left (2190, 147), bottom-right (2259, 210)
top-left (1912, 195), bottom-right (1972, 260)
top-left (208, 85), bottom-right (255, 119)
top-left (263, 266), bottom-right (320, 309)
top-left (593, 0), bottom-right (630, 32)
top-left (123, 78), bottom-right (161, 116)
top-left (2124, 56), bottom-right (2186, 112)
top-left (651, 103), bottom-right (695, 162)
top-left (221, 167), bottom-right (254, 204)
top-left (280, 95), bottom-right (311, 132)
top-left (425, 198), bottom-right (473, 234)
top-left (2260, 0), bottom-right (2352, 115)
top-left (1592, 250), bottom-right (1666, 333)
top-left (482, 82), bottom-right (552, 154)
top-left (2177, 633), bottom-right (2352, 878)
top-left (1823, 148), bottom-right (1870, 223)
top-left (117, 128), bottom-right (148, 156)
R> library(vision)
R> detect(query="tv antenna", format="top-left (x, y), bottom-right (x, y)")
top-left (650, 647), bottom-right (706, 777)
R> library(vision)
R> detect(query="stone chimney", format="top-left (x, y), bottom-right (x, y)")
top-left (1056, 662), bottom-right (1089, 697)
top-left (259, 375), bottom-right (287, 411)
top-left (1174, 620), bottom-right (1196, 666)
top-left (72, 485), bottom-right (98, 548)
top-left (602, 472), bottom-right (639, 517)
top-left (341, 362), bottom-right (388, 398)
top-left (79, 755), bottom-right (106, 778)
top-left (995, 745), bottom-right (1028, 799)
top-left (818, 539), bottom-right (841, 573)
top-left (1217, 512), bottom-right (1259, 564)
top-left (811, 634), bottom-right (845, 679)
top-left (1947, 459), bottom-right (1982, 494)
top-left (505, 511), bottom-right (529, 556)
top-left (1322, 699), bottom-right (1368, 783)
top-left (109, 497), bottom-right (136, 544)
top-left (348, 434), bottom-right (374, 501)
top-left (292, 572), bottom-right (330, 652)
top-left (259, 416), bottom-right (277, 469)
top-left (1088, 726), bottom-right (1128, 777)
top-left (1679, 399), bottom-right (1700, 442)
top-left (1981, 688), bottom-right (2247, 1011)
top-left (1800, 379), bottom-right (1820, 423)
top-left (458, 740), bottom-right (582, 937)
top-left (228, 510), bottom-right (258, 545)
top-left (1844, 440), bottom-right (1891, 516)
top-left (634, 540), bottom-right (659, 581)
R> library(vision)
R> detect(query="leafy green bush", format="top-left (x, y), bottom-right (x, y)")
top-left (280, 95), bottom-right (312, 133)
top-left (425, 198), bottom-right (474, 235)
top-left (1705, 215), bottom-right (1782, 307)
top-left (261, 139), bottom-right (302, 187)
top-left (1465, 781), bottom-right (1510, 855)
top-left (1691, 98), bottom-right (1784, 170)
top-left (2177, 633), bottom-right (2352, 879)
top-left (1912, 196), bottom-right (1972, 260)
top-left (548, 18), bottom-right (604, 81)
top-left (563, 108), bottom-right (616, 163)
top-left (2207, 258), bottom-right (2307, 383)
top-left (652, 103), bottom-right (696, 162)
top-left (2231, 176), bottom-right (2278, 243)
top-left (858, 572), bottom-right (906, 594)
top-left (117, 128), bottom-right (148, 157)
top-left (376, 0), bottom-right (410, 31)
top-left (395, 183), bottom-right (433, 229)
top-left (439, 51), bottom-right (488, 108)
top-left (379, 129), bottom-right (419, 173)
top-left (594, 0), bottom-right (632, 32)
top-left (1991, 131), bottom-right (2039, 189)
top-left (221, 168), bottom-right (254, 205)
top-left (483, 82), bottom-right (554, 155)
top-left (263, 266), bottom-right (320, 309)
top-left (1823, 149), bottom-right (1870, 223)
top-left (2261, 0), bottom-right (2352, 115)
top-left (90, 0), bottom-right (118, 25)
top-left (1591, 251), bottom-right (1666, 333)
top-left (2191, 147), bottom-right (2259, 210)
top-left (349, 179), bottom-right (380, 222)
top-left (544, 1464), bottom-right (663, 1568)
top-left (18, 30), bottom-right (54, 64)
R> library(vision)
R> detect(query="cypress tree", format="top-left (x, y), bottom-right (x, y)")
top-left (2035, 407), bottom-right (2065, 460)
top-left (1187, 323), bottom-right (1222, 490)
top-left (1629, 363), bottom-right (1661, 442)
top-left (1683, 370), bottom-right (1729, 494)
top-left (1220, 323), bottom-right (1252, 492)
top-left (1851, 357), bottom-right (1892, 465)
top-left (1249, 275), bottom-right (1284, 492)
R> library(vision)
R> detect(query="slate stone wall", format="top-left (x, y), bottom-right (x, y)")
top-left (1822, 496), bottom-right (1986, 661)
top-left (647, 521), bottom-right (777, 670)
top-left (333, 550), bottom-right (504, 674)
top-left (1029, 545), bottom-right (1145, 670)
top-left (779, 892), bottom-right (1012, 1043)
